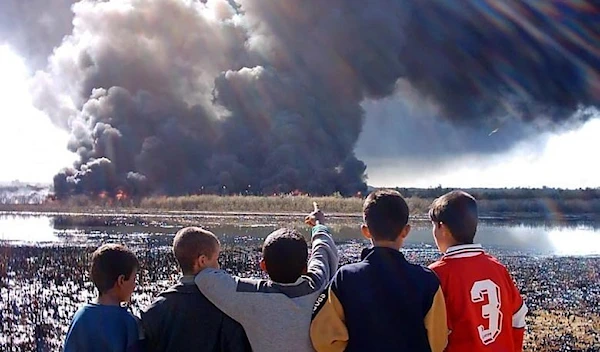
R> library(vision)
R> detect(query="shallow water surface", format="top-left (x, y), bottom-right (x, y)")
top-left (0, 214), bottom-right (599, 256)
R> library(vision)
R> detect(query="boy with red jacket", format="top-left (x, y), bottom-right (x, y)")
top-left (429, 191), bottom-right (528, 352)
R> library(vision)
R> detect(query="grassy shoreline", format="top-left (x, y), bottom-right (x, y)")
top-left (1, 194), bottom-right (599, 221)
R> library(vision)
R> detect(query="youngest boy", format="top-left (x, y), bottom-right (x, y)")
top-left (428, 191), bottom-right (528, 352)
top-left (63, 244), bottom-right (143, 352)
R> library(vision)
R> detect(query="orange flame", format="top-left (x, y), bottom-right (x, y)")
top-left (116, 189), bottom-right (128, 201)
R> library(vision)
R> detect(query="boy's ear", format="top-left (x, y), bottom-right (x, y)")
top-left (361, 224), bottom-right (372, 240)
top-left (259, 259), bottom-right (267, 273)
top-left (440, 223), bottom-right (451, 237)
top-left (116, 274), bottom-right (126, 287)
top-left (192, 255), bottom-right (205, 271)
top-left (198, 254), bottom-right (207, 267)
top-left (401, 224), bottom-right (411, 239)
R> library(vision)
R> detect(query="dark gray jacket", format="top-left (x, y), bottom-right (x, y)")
top-left (141, 276), bottom-right (251, 352)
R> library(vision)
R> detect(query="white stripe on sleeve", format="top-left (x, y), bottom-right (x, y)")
top-left (512, 302), bottom-right (528, 328)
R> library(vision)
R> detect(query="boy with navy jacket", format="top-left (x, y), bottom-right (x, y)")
top-left (310, 189), bottom-right (448, 352)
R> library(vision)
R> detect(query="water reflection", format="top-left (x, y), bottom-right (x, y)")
top-left (0, 214), bottom-right (598, 256)
top-left (0, 215), bottom-right (58, 243)
top-left (546, 227), bottom-right (600, 256)
top-left (407, 223), bottom-right (600, 255)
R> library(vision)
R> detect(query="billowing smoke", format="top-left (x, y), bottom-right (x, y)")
top-left (0, 0), bottom-right (78, 68)
top-left (12, 0), bottom-right (600, 197)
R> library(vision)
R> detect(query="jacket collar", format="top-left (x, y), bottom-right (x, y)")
top-left (275, 277), bottom-right (305, 286)
top-left (444, 243), bottom-right (484, 259)
top-left (180, 275), bottom-right (196, 285)
top-left (363, 246), bottom-right (406, 261)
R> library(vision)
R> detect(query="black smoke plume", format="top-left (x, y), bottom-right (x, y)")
top-left (16, 0), bottom-right (600, 197)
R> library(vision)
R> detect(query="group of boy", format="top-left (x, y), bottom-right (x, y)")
top-left (63, 189), bottom-right (527, 352)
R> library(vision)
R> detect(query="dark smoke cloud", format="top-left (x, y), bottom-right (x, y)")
top-left (398, 1), bottom-right (600, 124)
top-left (0, 0), bottom-right (78, 68)
top-left (24, 0), bottom-right (600, 197)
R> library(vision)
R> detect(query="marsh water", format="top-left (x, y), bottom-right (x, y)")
top-left (0, 213), bottom-right (599, 256)
top-left (1, 213), bottom-right (600, 352)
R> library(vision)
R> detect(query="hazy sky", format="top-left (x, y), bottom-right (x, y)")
top-left (0, 44), bottom-right (598, 188)
top-left (358, 117), bottom-right (600, 189)
top-left (0, 45), bottom-right (76, 183)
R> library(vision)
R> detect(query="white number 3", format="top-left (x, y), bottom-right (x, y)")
top-left (470, 279), bottom-right (503, 345)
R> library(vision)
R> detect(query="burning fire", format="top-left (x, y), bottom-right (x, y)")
top-left (96, 190), bottom-right (128, 202)
top-left (115, 190), bottom-right (128, 201)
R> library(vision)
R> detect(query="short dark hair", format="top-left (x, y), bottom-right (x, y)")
top-left (173, 227), bottom-right (220, 274)
top-left (262, 228), bottom-right (308, 283)
top-left (90, 244), bottom-right (139, 295)
top-left (429, 190), bottom-right (478, 244)
top-left (363, 189), bottom-right (409, 241)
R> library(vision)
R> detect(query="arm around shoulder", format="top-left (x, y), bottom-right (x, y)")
top-left (195, 269), bottom-right (248, 323)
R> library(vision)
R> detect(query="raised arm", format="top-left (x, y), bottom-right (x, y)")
top-left (305, 202), bottom-right (339, 290)
top-left (307, 225), bottom-right (338, 288)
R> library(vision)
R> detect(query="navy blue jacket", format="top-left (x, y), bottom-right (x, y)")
top-left (311, 247), bottom-right (448, 352)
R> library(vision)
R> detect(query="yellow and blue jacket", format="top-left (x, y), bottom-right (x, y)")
top-left (310, 247), bottom-right (448, 352)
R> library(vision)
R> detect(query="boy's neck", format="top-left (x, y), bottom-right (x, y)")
top-left (444, 241), bottom-right (474, 253)
top-left (269, 277), bottom-right (301, 285)
top-left (371, 239), bottom-right (403, 251)
top-left (96, 292), bottom-right (122, 306)
top-left (183, 269), bottom-right (201, 276)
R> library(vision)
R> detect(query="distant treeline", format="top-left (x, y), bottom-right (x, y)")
top-left (0, 183), bottom-right (50, 205)
top-left (393, 187), bottom-right (600, 201)
top-left (395, 187), bottom-right (600, 219)
top-left (1, 190), bottom-right (600, 220)
top-left (1, 185), bottom-right (600, 219)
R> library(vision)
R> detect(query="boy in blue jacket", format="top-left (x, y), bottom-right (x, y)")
top-left (63, 244), bottom-right (143, 352)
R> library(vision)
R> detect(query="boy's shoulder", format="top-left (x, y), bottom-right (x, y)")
top-left (335, 251), bottom-right (438, 284)
top-left (429, 247), bottom-right (512, 281)
top-left (338, 259), bottom-right (369, 274)
top-left (144, 282), bottom-right (197, 309)
top-left (74, 303), bottom-right (137, 324)
top-left (66, 303), bottom-right (142, 352)
top-left (402, 260), bottom-right (441, 289)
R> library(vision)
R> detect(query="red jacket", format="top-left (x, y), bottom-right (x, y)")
top-left (430, 244), bottom-right (527, 352)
